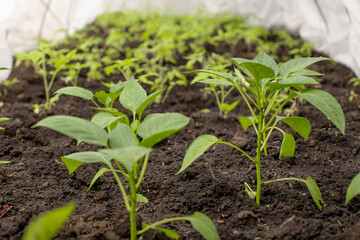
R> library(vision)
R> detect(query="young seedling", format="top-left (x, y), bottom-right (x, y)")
top-left (345, 173), bottom-right (360, 206)
top-left (0, 117), bottom-right (11, 164)
top-left (34, 80), bottom-right (219, 240)
top-left (16, 43), bottom-right (76, 112)
top-left (179, 54), bottom-right (345, 211)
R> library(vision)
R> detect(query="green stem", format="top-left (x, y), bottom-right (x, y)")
top-left (41, 60), bottom-right (50, 110)
top-left (264, 96), bottom-right (292, 130)
top-left (91, 98), bottom-right (100, 108)
top-left (136, 153), bottom-right (150, 189)
top-left (212, 88), bottom-right (223, 117)
top-left (129, 173), bottom-right (138, 240)
top-left (110, 166), bottom-right (131, 211)
top-left (235, 84), bottom-right (257, 118)
top-left (137, 216), bottom-right (189, 235)
top-left (219, 141), bottom-right (255, 163)
top-left (255, 108), bottom-right (264, 205)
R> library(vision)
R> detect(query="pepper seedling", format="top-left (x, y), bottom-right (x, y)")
top-left (179, 54), bottom-right (345, 211)
top-left (34, 80), bottom-right (219, 240)
top-left (345, 172), bottom-right (360, 206)
top-left (16, 42), bottom-right (76, 112)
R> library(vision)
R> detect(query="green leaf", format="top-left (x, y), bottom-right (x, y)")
top-left (239, 116), bottom-right (255, 131)
top-left (220, 100), bottom-right (239, 112)
top-left (191, 78), bottom-right (233, 86)
top-left (33, 116), bottom-right (108, 146)
top-left (61, 151), bottom-right (112, 174)
top-left (296, 88), bottom-right (345, 134)
top-left (279, 132), bottom-right (295, 159)
top-left (184, 212), bottom-right (220, 240)
top-left (120, 79), bottom-right (147, 113)
top-left (254, 53), bottom-right (279, 76)
top-left (138, 113), bottom-right (189, 148)
top-left (126, 194), bottom-right (149, 204)
top-left (94, 91), bottom-right (119, 107)
top-left (108, 124), bottom-right (139, 148)
top-left (178, 135), bottom-right (219, 174)
top-left (304, 176), bottom-right (325, 211)
top-left (99, 146), bottom-right (152, 172)
top-left (109, 81), bottom-right (129, 93)
top-left (345, 173), bottom-right (360, 206)
top-left (0, 117), bottom-right (11, 123)
top-left (268, 76), bottom-right (319, 93)
top-left (136, 88), bottom-right (165, 119)
top-left (22, 202), bottom-right (75, 240)
top-left (0, 161), bottom-right (10, 164)
top-left (151, 227), bottom-right (179, 239)
top-left (231, 58), bottom-right (275, 82)
top-left (279, 57), bottom-right (334, 79)
top-left (244, 182), bottom-right (256, 199)
top-left (91, 112), bottom-right (122, 129)
top-left (88, 168), bottom-right (111, 190)
top-left (186, 70), bottom-right (237, 85)
top-left (277, 116), bottom-right (311, 140)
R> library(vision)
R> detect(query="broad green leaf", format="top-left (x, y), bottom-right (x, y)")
top-left (108, 124), bottom-right (139, 148)
top-left (345, 173), bottom-right (360, 206)
top-left (191, 78), bottom-right (233, 86)
top-left (276, 116), bottom-right (311, 140)
top-left (99, 146), bottom-right (152, 172)
top-left (178, 135), bottom-right (219, 174)
top-left (183, 212), bottom-right (220, 240)
top-left (91, 112), bottom-right (122, 129)
top-left (109, 81), bottom-right (129, 93)
top-left (304, 176), bottom-right (325, 211)
top-left (186, 70), bottom-right (237, 85)
top-left (0, 161), bottom-right (10, 164)
top-left (232, 58), bottom-right (275, 82)
top-left (138, 113), bottom-right (189, 147)
top-left (268, 76), bottom-right (319, 93)
top-left (120, 79), bottom-right (147, 113)
top-left (136, 88), bottom-right (165, 119)
top-left (239, 116), bottom-right (255, 131)
top-left (22, 202), bottom-right (75, 240)
top-left (279, 57), bottom-right (334, 79)
top-left (94, 91), bottom-right (119, 107)
top-left (88, 168), bottom-right (111, 190)
top-left (33, 116), bottom-right (108, 146)
top-left (296, 89), bottom-right (345, 134)
top-left (279, 132), bottom-right (295, 159)
top-left (55, 87), bottom-right (93, 100)
top-left (61, 151), bottom-right (112, 174)
top-left (290, 69), bottom-right (323, 77)
top-left (254, 53), bottom-right (279, 76)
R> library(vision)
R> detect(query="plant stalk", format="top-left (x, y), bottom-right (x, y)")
top-left (129, 173), bottom-right (138, 240)
top-left (255, 108), bottom-right (264, 205)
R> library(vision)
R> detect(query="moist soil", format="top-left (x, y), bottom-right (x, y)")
top-left (1, 35), bottom-right (360, 240)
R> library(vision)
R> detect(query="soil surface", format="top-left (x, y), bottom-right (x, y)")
top-left (1, 34), bottom-right (360, 240)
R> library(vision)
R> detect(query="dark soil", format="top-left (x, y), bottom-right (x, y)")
top-left (1, 36), bottom-right (360, 240)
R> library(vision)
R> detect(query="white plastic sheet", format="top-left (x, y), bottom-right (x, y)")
top-left (0, 0), bottom-right (359, 82)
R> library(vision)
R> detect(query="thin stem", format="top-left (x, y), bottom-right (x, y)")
top-left (42, 59), bottom-right (50, 109)
top-left (115, 161), bottom-right (129, 180)
top-left (219, 140), bottom-right (255, 163)
top-left (212, 88), bottom-right (222, 117)
top-left (110, 166), bottom-right (130, 211)
top-left (234, 84), bottom-right (257, 118)
top-left (264, 96), bottom-right (293, 130)
top-left (47, 68), bottom-right (60, 91)
top-left (255, 108), bottom-right (264, 205)
top-left (264, 91), bottom-right (279, 116)
top-left (262, 177), bottom-right (305, 185)
top-left (91, 98), bottom-right (100, 108)
top-left (129, 173), bottom-right (138, 240)
top-left (261, 118), bottom-right (280, 151)
top-left (136, 153), bottom-right (150, 189)
top-left (137, 216), bottom-right (189, 235)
